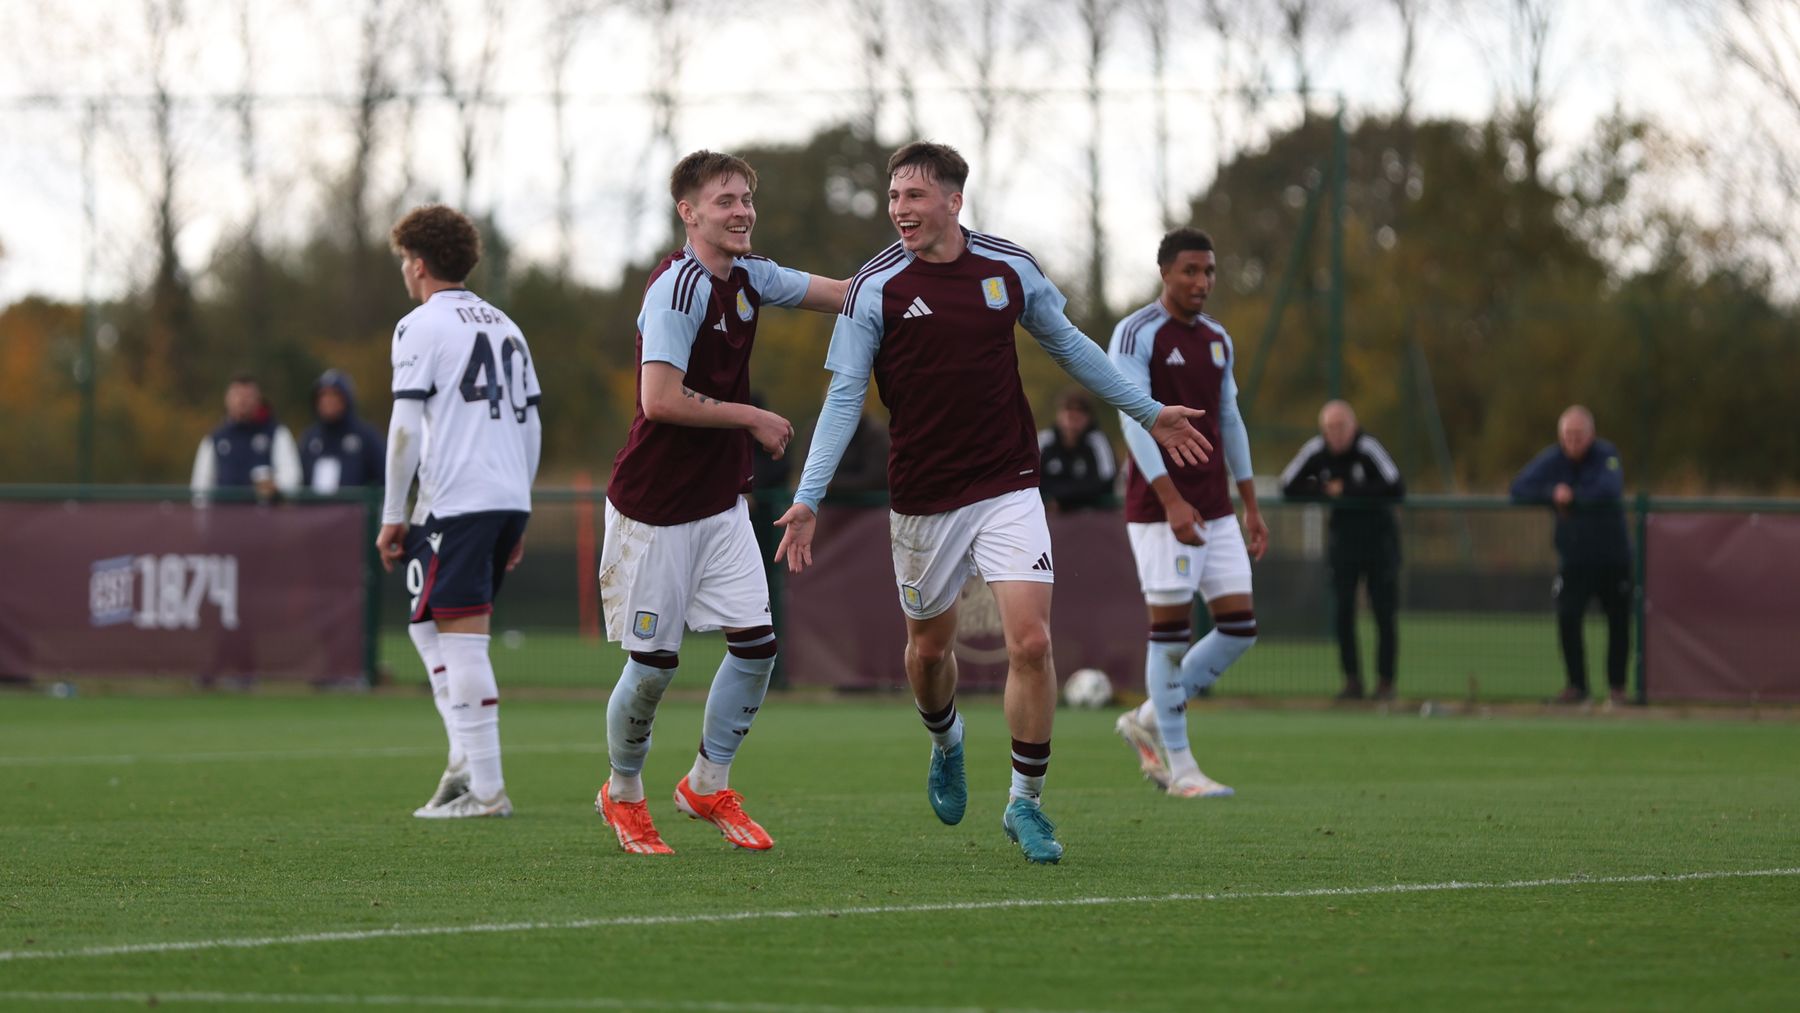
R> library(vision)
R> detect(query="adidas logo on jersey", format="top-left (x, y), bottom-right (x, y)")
top-left (1166, 348), bottom-right (1187, 366)
top-left (713, 317), bottom-right (728, 332)
top-left (902, 297), bottom-right (933, 319)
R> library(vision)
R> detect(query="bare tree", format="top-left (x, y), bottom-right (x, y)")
top-left (1474, 0), bottom-right (1561, 186)
top-left (137, 0), bottom-right (194, 385)
top-left (1680, 0), bottom-right (1800, 275)
top-left (1133, 0), bottom-right (1177, 228)
top-left (426, 0), bottom-right (508, 214)
top-left (545, 0), bottom-right (611, 276)
top-left (1274, 0), bottom-right (1357, 113)
top-left (922, 0), bottom-right (1043, 228)
top-left (342, 0), bottom-right (398, 252)
top-left (1390, 0), bottom-right (1428, 123)
top-left (1070, 0), bottom-right (1126, 324)
top-left (1202, 0), bottom-right (1277, 179)
top-left (627, 0), bottom-right (700, 247)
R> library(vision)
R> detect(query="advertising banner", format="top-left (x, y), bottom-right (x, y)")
top-left (0, 501), bottom-right (367, 682)
top-left (1645, 512), bottom-right (1800, 703)
top-left (784, 506), bottom-right (1145, 691)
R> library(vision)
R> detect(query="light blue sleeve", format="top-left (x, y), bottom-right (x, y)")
top-left (1107, 315), bottom-right (1169, 485)
top-left (793, 274), bottom-right (886, 511)
top-left (637, 269), bottom-right (708, 372)
top-left (742, 256), bottom-right (811, 309)
top-left (1217, 337), bottom-right (1253, 481)
top-left (1014, 263), bottom-right (1163, 430)
top-left (792, 370), bottom-right (870, 513)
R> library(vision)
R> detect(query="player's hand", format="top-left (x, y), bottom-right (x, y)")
top-left (1163, 498), bottom-right (1205, 547)
top-left (1324, 478), bottom-right (1345, 498)
top-left (375, 522), bottom-right (408, 573)
top-left (1552, 483), bottom-right (1574, 509)
top-left (750, 409), bottom-right (795, 460)
top-left (506, 533), bottom-right (526, 572)
top-left (773, 502), bottom-right (817, 573)
top-left (1150, 406), bottom-right (1212, 466)
top-left (1243, 507), bottom-right (1269, 562)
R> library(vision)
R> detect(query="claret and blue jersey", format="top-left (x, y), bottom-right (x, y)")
top-left (1107, 300), bottom-right (1253, 524)
top-left (797, 228), bottom-right (1162, 516)
top-left (607, 245), bottom-right (810, 527)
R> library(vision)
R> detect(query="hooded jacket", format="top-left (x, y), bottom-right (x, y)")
top-left (300, 370), bottom-right (386, 493)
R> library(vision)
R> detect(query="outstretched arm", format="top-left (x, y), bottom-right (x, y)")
top-left (797, 275), bottom-right (849, 314)
top-left (776, 369), bottom-right (869, 573)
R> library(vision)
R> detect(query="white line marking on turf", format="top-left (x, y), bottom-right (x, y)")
top-left (0, 992), bottom-right (1098, 1013)
top-left (2, 867), bottom-right (1793, 964)
top-left (0, 742), bottom-right (604, 767)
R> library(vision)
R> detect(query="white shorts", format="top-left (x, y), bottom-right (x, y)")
top-left (1128, 514), bottom-right (1254, 607)
top-left (600, 497), bottom-right (770, 653)
top-left (890, 488), bottom-right (1054, 621)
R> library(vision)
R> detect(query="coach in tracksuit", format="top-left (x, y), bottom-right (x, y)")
top-left (190, 372), bottom-right (301, 502)
top-left (1280, 400), bottom-right (1405, 700)
top-left (1509, 405), bottom-right (1632, 706)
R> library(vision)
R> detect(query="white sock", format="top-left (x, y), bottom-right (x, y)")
top-left (409, 621), bottom-right (464, 769)
top-left (688, 754), bottom-right (732, 795)
top-left (1009, 738), bottom-right (1050, 802)
top-left (606, 654), bottom-right (677, 803)
top-left (1166, 743), bottom-right (1201, 781)
top-left (439, 632), bottom-right (503, 800)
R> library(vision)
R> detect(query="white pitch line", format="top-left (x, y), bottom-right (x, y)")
top-left (0, 742), bottom-right (604, 767)
top-left (0, 991), bottom-right (1099, 1013)
top-left (2, 867), bottom-right (1793, 964)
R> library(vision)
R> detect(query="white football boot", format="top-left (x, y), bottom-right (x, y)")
top-left (412, 762), bottom-right (470, 817)
top-left (1114, 709), bottom-right (1171, 790)
top-left (414, 790), bottom-right (513, 819)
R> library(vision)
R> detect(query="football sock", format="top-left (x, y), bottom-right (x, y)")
top-left (607, 652), bottom-right (677, 803)
top-left (1009, 738), bottom-right (1050, 802)
top-left (918, 698), bottom-right (964, 751)
top-left (1180, 611), bottom-right (1258, 697)
top-left (438, 632), bottom-right (503, 800)
top-left (690, 628), bottom-right (777, 793)
top-left (408, 621), bottom-right (464, 769)
top-left (1146, 620), bottom-right (1191, 752)
top-left (1166, 744), bottom-right (1202, 781)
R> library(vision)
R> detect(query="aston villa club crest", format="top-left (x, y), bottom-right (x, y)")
top-left (1210, 341), bottom-right (1227, 368)
top-left (633, 611), bottom-right (659, 639)
top-left (736, 290), bottom-right (754, 322)
top-left (980, 276), bottom-right (1009, 310)
top-left (901, 584), bottom-right (924, 612)
top-left (1175, 555), bottom-right (1191, 577)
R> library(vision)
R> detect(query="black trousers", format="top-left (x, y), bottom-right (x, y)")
top-left (1554, 563), bottom-right (1633, 692)
top-left (1330, 549), bottom-right (1400, 684)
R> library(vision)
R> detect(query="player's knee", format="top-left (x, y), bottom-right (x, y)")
top-left (1006, 623), bottom-right (1052, 672)
top-left (726, 626), bottom-right (778, 662)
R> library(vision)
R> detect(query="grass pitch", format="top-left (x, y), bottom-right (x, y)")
top-left (2, 693), bottom-right (1796, 1011)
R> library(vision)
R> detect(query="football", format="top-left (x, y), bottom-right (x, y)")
top-left (1062, 667), bottom-right (1113, 709)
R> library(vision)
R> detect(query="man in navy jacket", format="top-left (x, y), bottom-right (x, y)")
top-left (300, 369), bottom-right (385, 494)
top-left (1510, 405), bottom-right (1633, 705)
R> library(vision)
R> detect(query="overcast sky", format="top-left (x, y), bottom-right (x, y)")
top-left (0, 0), bottom-right (1779, 308)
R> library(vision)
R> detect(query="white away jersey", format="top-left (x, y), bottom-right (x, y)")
top-left (391, 289), bottom-right (541, 517)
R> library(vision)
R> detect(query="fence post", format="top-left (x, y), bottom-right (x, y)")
top-left (1634, 493), bottom-right (1650, 705)
top-left (362, 485), bottom-right (384, 686)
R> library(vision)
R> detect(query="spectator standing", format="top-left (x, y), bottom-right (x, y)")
top-left (300, 369), bottom-right (386, 494)
top-left (1279, 400), bottom-right (1405, 700)
top-left (190, 372), bottom-right (301, 503)
top-left (1509, 405), bottom-right (1633, 706)
top-left (1037, 388), bottom-right (1117, 512)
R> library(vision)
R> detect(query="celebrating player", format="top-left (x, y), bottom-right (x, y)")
top-left (773, 142), bottom-right (1211, 864)
top-left (1109, 227), bottom-right (1268, 799)
top-left (596, 150), bottom-right (847, 855)
top-left (377, 204), bottom-right (542, 820)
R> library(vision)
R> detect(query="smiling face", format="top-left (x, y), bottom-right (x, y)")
top-left (1160, 249), bottom-right (1216, 319)
top-left (680, 172), bottom-right (756, 259)
top-left (888, 166), bottom-right (963, 261)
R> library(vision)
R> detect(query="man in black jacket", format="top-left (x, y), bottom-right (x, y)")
top-left (300, 369), bottom-right (386, 494)
top-left (1280, 400), bottom-right (1405, 700)
top-left (1037, 388), bottom-right (1117, 512)
top-left (1509, 405), bottom-right (1632, 706)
